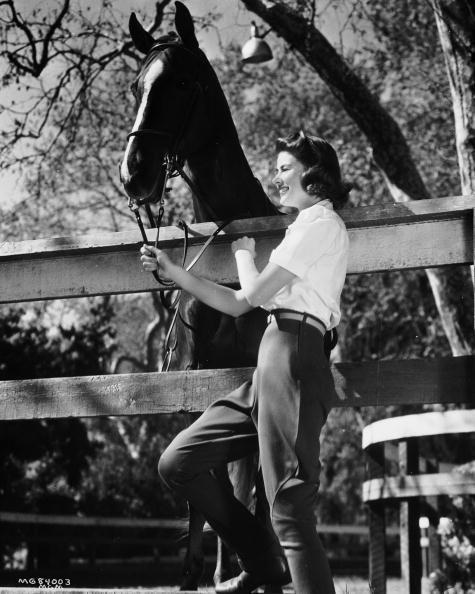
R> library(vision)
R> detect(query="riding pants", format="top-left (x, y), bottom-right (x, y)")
top-left (158, 312), bottom-right (336, 593)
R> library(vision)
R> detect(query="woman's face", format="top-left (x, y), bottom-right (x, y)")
top-left (272, 151), bottom-right (317, 212)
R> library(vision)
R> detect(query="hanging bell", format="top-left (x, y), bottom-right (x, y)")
top-left (241, 23), bottom-right (273, 64)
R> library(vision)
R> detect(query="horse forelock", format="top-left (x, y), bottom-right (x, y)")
top-left (135, 38), bottom-right (207, 103)
top-left (142, 32), bottom-right (202, 71)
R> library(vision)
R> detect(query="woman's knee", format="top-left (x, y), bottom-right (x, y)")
top-left (158, 444), bottom-right (185, 488)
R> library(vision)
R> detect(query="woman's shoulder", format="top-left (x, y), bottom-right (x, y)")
top-left (293, 202), bottom-right (342, 229)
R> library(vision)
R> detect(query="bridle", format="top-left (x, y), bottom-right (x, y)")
top-left (124, 41), bottom-right (232, 371)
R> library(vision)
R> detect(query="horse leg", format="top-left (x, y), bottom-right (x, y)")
top-left (214, 535), bottom-right (234, 586)
top-left (180, 503), bottom-right (205, 591)
top-left (212, 465), bottom-right (236, 586)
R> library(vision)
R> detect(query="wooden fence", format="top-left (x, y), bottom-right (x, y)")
top-left (0, 194), bottom-right (474, 593)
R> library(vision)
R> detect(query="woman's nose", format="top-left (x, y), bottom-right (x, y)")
top-left (272, 172), bottom-right (280, 186)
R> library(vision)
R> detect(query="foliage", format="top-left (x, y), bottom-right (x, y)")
top-left (80, 415), bottom-right (190, 518)
top-left (0, 299), bottom-right (190, 522)
top-left (0, 299), bottom-right (115, 512)
top-left (0, 300), bottom-right (115, 380)
top-left (430, 508), bottom-right (475, 591)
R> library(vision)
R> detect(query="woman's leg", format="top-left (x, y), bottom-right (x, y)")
top-left (158, 379), bottom-right (282, 563)
top-left (256, 318), bottom-right (336, 594)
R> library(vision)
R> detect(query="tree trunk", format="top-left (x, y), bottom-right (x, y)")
top-left (241, 0), bottom-right (471, 355)
top-left (431, 0), bottom-right (475, 195)
top-left (431, 0), bottom-right (475, 294)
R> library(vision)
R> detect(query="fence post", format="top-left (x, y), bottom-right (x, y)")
top-left (399, 438), bottom-right (421, 594)
top-left (367, 442), bottom-right (386, 594)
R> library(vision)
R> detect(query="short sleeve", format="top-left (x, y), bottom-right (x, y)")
top-left (269, 218), bottom-right (339, 278)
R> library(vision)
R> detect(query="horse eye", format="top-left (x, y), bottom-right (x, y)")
top-left (176, 79), bottom-right (189, 89)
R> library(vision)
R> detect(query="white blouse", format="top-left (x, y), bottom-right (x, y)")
top-left (261, 200), bottom-right (349, 330)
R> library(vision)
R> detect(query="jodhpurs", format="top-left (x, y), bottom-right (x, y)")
top-left (158, 311), bottom-right (337, 593)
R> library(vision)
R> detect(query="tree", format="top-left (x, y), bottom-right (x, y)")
top-left (0, 299), bottom-right (189, 572)
top-left (239, 0), bottom-right (473, 357)
top-left (0, 299), bottom-right (114, 518)
top-left (0, 0), bottom-right (204, 239)
top-left (430, 0), bottom-right (475, 198)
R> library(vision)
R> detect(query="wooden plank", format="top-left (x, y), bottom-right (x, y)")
top-left (399, 441), bottom-right (421, 594)
top-left (363, 472), bottom-right (475, 502)
top-left (0, 198), bottom-right (473, 303)
top-left (0, 356), bottom-right (473, 421)
top-left (0, 511), bottom-right (390, 535)
top-left (1, 534), bottom-right (176, 547)
top-left (0, 512), bottom-right (183, 529)
top-left (363, 410), bottom-right (475, 449)
top-left (367, 443), bottom-right (386, 594)
top-left (1, 195), bottom-right (474, 260)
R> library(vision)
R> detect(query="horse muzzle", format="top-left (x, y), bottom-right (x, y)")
top-left (120, 136), bottom-right (169, 203)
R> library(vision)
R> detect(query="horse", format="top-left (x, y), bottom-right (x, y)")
top-left (120, 2), bottom-right (281, 590)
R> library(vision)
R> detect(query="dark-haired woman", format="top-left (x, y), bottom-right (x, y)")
top-left (141, 132), bottom-right (350, 594)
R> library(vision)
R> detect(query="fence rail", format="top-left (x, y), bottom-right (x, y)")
top-left (1, 511), bottom-right (395, 536)
top-left (0, 195), bottom-right (473, 303)
top-left (0, 355), bottom-right (473, 421)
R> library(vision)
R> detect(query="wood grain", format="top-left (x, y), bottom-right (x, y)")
top-left (0, 197), bottom-right (473, 303)
top-left (0, 356), bottom-right (473, 421)
top-left (363, 472), bottom-right (475, 501)
top-left (363, 410), bottom-right (475, 449)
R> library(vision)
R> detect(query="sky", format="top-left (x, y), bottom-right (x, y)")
top-left (1, 0), bottom-right (255, 206)
top-left (0, 0), bottom-right (350, 209)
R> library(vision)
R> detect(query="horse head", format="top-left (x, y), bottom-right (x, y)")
top-left (121, 3), bottom-right (224, 208)
top-left (120, 2), bottom-right (277, 221)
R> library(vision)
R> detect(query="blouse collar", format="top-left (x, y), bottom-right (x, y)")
top-left (295, 199), bottom-right (333, 223)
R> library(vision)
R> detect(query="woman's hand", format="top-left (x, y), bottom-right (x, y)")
top-left (140, 244), bottom-right (176, 278)
top-left (231, 236), bottom-right (256, 258)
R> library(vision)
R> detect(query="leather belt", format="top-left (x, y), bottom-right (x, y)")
top-left (268, 309), bottom-right (327, 336)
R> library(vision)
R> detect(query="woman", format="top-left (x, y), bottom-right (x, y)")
top-left (141, 131), bottom-right (351, 594)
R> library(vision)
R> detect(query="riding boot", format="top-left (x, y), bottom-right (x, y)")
top-left (214, 551), bottom-right (290, 594)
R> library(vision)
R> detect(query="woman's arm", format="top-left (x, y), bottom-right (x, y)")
top-left (140, 245), bottom-right (252, 317)
top-left (232, 237), bottom-right (296, 307)
top-left (140, 237), bottom-right (296, 317)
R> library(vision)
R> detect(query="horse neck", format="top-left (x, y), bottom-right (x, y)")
top-left (185, 121), bottom-right (275, 223)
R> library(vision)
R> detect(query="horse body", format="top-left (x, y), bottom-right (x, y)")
top-left (120, 3), bottom-right (279, 589)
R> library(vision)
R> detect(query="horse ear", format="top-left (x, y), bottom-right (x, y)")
top-left (129, 12), bottom-right (155, 54)
top-left (175, 1), bottom-right (199, 50)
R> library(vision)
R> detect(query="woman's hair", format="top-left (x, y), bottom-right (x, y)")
top-left (276, 130), bottom-right (352, 209)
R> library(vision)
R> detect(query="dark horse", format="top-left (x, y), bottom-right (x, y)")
top-left (120, 2), bottom-right (280, 590)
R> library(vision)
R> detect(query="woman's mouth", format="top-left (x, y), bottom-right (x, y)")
top-left (279, 185), bottom-right (289, 196)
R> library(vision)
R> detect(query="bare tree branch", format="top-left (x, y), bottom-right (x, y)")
top-left (0, 0), bottom-right (174, 167)
top-left (240, 0), bottom-right (430, 200)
